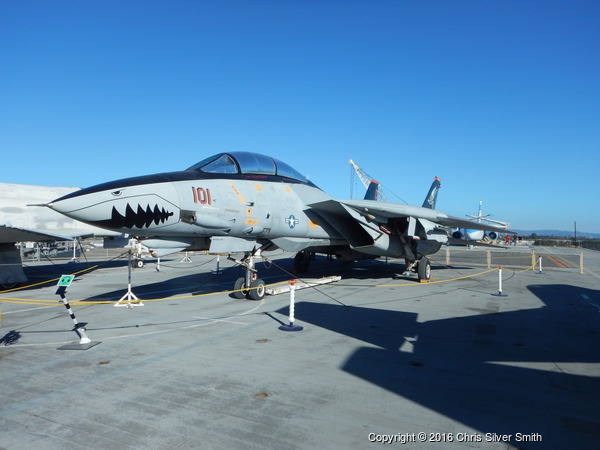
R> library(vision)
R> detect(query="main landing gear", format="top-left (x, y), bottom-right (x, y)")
top-left (403, 256), bottom-right (431, 282)
top-left (293, 250), bottom-right (312, 273)
top-left (228, 250), bottom-right (266, 301)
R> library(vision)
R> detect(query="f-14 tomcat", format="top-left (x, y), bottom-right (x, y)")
top-left (48, 151), bottom-right (512, 300)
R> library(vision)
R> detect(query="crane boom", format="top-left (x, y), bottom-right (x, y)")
top-left (349, 159), bottom-right (386, 201)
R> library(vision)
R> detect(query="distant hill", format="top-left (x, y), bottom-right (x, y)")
top-left (516, 229), bottom-right (600, 239)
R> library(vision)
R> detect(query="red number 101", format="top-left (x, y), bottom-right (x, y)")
top-left (192, 187), bottom-right (212, 205)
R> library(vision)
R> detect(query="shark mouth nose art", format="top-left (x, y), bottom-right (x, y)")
top-left (99, 204), bottom-right (175, 229)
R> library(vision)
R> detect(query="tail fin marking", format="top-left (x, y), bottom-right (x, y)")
top-left (422, 177), bottom-right (441, 209)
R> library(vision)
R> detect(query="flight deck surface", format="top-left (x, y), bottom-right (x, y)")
top-left (1, 246), bottom-right (599, 449)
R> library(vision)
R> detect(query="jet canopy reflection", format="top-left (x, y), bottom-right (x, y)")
top-left (187, 151), bottom-right (311, 184)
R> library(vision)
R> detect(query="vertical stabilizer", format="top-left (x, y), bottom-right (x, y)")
top-left (476, 200), bottom-right (483, 222)
top-left (422, 177), bottom-right (441, 209)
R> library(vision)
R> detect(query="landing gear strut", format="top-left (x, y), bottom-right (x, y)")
top-left (229, 250), bottom-right (266, 301)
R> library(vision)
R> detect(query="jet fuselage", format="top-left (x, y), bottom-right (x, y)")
top-left (49, 153), bottom-right (343, 256)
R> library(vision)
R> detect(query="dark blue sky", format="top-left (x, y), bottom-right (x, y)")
top-left (1, 1), bottom-right (599, 231)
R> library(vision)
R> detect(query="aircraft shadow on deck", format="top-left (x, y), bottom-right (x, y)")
top-left (78, 256), bottom-right (437, 302)
top-left (276, 284), bottom-right (600, 448)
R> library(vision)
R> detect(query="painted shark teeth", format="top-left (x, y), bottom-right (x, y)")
top-left (98, 204), bottom-right (174, 229)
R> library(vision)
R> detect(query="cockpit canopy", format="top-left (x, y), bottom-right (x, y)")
top-left (187, 152), bottom-right (311, 184)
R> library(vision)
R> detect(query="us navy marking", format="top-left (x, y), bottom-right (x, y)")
top-left (285, 215), bottom-right (299, 229)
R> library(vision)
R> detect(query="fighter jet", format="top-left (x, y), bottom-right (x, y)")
top-left (48, 151), bottom-right (513, 300)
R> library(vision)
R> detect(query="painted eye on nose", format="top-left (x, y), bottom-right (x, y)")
top-left (111, 190), bottom-right (123, 196)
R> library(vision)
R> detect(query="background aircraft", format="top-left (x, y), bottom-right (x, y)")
top-left (48, 151), bottom-right (514, 300)
top-left (451, 201), bottom-right (510, 244)
top-left (352, 161), bottom-right (506, 247)
top-left (0, 183), bottom-right (121, 288)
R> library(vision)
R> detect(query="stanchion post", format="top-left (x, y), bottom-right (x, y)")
top-left (115, 249), bottom-right (143, 308)
top-left (55, 275), bottom-right (99, 349)
top-left (279, 279), bottom-right (303, 332)
top-left (487, 250), bottom-right (491, 269)
top-left (445, 246), bottom-right (450, 266)
top-left (214, 253), bottom-right (221, 275)
top-left (537, 256), bottom-right (545, 274)
top-left (70, 238), bottom-right (79, 263)
top-left (580, 251), bottom-right (584, 274)
top-left (491, 266), bottom-right (508, 297)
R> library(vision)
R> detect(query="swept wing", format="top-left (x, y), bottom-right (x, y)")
top-left (312, 199), bottom-right (516, 235)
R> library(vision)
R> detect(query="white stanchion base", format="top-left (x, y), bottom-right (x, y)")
top-left (57, 341), bottom-right (101, 350)
top-left (115, 287), bottom-right (143, 308)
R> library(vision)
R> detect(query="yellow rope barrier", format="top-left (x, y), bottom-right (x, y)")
top-left (0, 251), bottom-right (129, 295)
top-left (0, 256), bottom-right (541, 306)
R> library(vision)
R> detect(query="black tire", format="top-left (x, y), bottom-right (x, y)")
top-left (294, 251), bottom-right (311, 273)
top-left (233, 277), bottom-right (248, 299)
top-left (417, 258), bottom-right (431, 281)
top-left (247, 278), bottom-right (266, 301)
top-left (132, 258), bottom-right (145, 269)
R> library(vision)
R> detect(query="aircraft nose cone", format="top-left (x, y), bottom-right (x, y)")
top-left (48, 180), bottom-right (181, 232)
top-left (48, 190), bottom-right (88, 216)
top-left (47, 199), bottom-right (63, 212)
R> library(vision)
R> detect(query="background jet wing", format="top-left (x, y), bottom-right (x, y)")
top-left (0, 225), bottom-right (76, 244)
top-left (432, 215), bottom-right (516, 234)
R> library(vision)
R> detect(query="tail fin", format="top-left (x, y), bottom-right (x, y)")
top-left (364, 180), bottom-right (380, 200)
top-left (422, 176), bottom-right (441, 209)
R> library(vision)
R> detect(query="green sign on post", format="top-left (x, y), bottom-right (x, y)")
top-left (57, 275), bottom-right (75, 287)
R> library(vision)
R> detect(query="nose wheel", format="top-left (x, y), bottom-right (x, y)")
top-left (229, 250), bottom-right (266, 301)
top-left (233, 277), bottom-right (250, 299)
top-left (232, 276), bottom-right (266, 301)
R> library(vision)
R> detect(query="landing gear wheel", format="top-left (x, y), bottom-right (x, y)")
top-left (247, 278), bottom-right (266, 301)
top-left (132, 258), bottom-right (145, 269)
top-left (417, 257), bottom-right (431, 281)
top-left (233, 277), bottom-right (249, 299)
top-left (294, 251), bottom-right (311, 273)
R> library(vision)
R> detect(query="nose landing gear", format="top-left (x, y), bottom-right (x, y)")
top-left (229, 250), bottom-right (266, 301)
